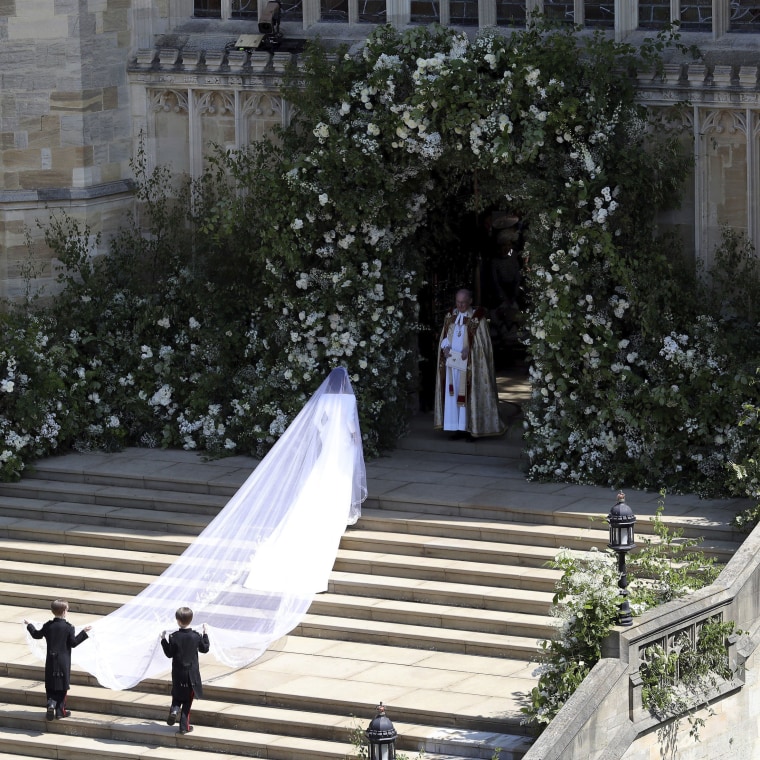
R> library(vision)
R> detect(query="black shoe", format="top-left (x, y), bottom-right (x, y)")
top-left (46, 700), bottom-right (56, 721)
top-left (167, 708), bottom-right (179, 726)
top-left (449, 431), bottom-right (465, 440)
top-left (177, 725), bottom-right (194, 735)
top-left (56, 709), bottom-right (71, 719)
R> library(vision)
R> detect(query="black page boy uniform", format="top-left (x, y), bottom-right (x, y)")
top-left (160, 607), bottom-right (210, 734)
top-left (24, 600), bottom-right (91, 720)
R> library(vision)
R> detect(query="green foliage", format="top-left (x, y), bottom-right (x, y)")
top-left (522, 548), bottom-right (622, 728)
top-left (1, 19), bottom-right (758, 494)
top-left (522, 498), bottom-right (723, 733)
top-left (699, 227), bottom-right (760, 332)
top-left (0, 309), bottom-right (79, 479)
top-left (640, 618), bottom-right (739, 740)
top-left (632, 495), bottom-right (720, 607)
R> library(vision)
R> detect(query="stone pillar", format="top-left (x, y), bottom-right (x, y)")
top-left (386, 0), bottom-right (410, 28)
top-left (574, 0), bottom-right (584, 26)
top-left (713, 0), bottom-right (728, 38)
top-left (525, 0), bottom-right (543, 25)
top-left (615, 0), bottom-right (638, 42)
top-left (439, 0), bottom-right (449, 26)
top-left (478, 0), bottom-right (494, 28)
top-left (302, 0), bottom-right (320, 28)
top-left (133, 0), bottom-right (155, 51)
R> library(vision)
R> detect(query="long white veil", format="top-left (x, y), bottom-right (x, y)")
top-left (50, 367), bottom-right (367, 690)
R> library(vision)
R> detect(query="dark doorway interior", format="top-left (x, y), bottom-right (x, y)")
top-left (416, 196), bottom-right (528, 412)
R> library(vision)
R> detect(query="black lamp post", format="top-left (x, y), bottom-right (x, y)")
top-left (607, 491), bottom-right (636, 627)
top-left (365, 702), bottom-right (397, 760)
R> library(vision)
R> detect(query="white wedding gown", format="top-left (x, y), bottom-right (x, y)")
top-left (244, 392), bottom-right (360, 594)
top-left (25, 368), bottom-right (367, 690)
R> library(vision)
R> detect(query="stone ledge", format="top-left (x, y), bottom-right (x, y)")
top-left (0, 180), bottom-right (135, 203)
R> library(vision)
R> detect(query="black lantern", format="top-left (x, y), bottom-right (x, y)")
top-left (365, 702), bottom-right (397, 760)
top-left (607, 491), bottom-right (636, 626)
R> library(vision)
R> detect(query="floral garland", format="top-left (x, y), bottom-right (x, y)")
top-left (2, 21), bottom-right (759, 497)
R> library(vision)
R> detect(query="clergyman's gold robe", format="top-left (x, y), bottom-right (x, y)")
top-left (433, 306), bottom-right (506, 438)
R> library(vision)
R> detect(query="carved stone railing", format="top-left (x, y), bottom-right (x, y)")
top-left (627, 602), bottom-right (745, 727)
top-left (523, 520), bottom-right (760, 760)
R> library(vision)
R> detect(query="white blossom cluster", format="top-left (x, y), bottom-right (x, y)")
top-left (590, 185), bottom-right (620, 227)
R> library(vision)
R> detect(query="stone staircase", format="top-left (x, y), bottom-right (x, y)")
top-left (0, 406), bottom-right (747, 760)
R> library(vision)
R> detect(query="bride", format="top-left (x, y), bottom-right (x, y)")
top-left (244, 368), bottom-right (362, 593)
top-left (30, 368), bottom-right (367, 690)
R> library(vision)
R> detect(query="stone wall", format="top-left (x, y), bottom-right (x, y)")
top-left (0, 0), bottom-right (135, 300)
top-left (3, 3), bottom-right (760, 302)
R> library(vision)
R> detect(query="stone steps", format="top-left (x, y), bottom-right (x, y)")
top-left (1, 675), bottom-right (509, 759)
top-left (14, 445), bottom-right (745, 543)
top-left (0, 428), bottom-right (745, 760)
top-left (0, 451), bottom-right (549, 759)
top-left (1, 636), bottom-right (531, 758)
top-left (353, 510), bottom-right (740, 561)
top-left (0, 727), bottom-right (252, 760)
top-left (2, 646), bottom-right (530, 734)
top-left (0, 577), bottom-right (556, 659)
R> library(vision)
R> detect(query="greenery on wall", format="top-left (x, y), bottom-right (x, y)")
top-left (522, 501), bottom-right (718, 726)
top-left (521, 500), bottom-right (736, 738)
top-left (1, 20), bottom-right (760, 503)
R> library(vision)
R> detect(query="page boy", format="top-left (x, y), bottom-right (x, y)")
top-left (160, 606), bottom-right (210, 735)
top-left (24, 599), bottom-right (92, 720)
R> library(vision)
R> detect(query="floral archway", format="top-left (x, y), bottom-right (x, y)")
top-left (4, 21), bottom-right (760, 498)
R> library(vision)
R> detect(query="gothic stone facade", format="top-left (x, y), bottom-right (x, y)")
top-left (1, 1), bottom-right (760, 299)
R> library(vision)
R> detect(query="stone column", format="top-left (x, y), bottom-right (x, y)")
top-left (525, 0), bottom-right (543, 25)
top-left (302, 0), bottom-right (321, 28)
top-left (713, 0), bottom-right (728, 38)
top-left (478, 0), bottom-right (495, 28)
top-left (133, 0), bottom-right (155, 50)
top-left (386, 0), bottom-right (410, 28)
top-left (614, 0), bottom-right (638, 42)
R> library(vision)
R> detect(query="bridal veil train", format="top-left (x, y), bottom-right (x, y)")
top-left (29, 367), bottom-right (366, 690)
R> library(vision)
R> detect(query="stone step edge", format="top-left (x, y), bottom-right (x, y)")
top-left (1, 564), bottom-right (555, 619)
top-left (0, 480), bottom-right (227, 511)
top-left (329, 572), bottom-right (555, 611)
top-left (355, 509), bottom-right (744, 550)
top-left (0, 712), bottom-right (356, 760)
top-left (0, 511), bottom-right (739, 570)
top-left (3, 662), bottom-right (531, 734)
top-left (4, 587), bottom-right (547, 659)
top-left (0, 571), bottom-right (556, 634)
top-left (365, 497), bottom-right (742, 540)
top-left (3, 473), bottom-right (742, 543)
top-left (0, 678), bottom-right (530, 754)
top-left (0, 548), bottom-right (562, 607)
top-left (0, 552), bottom-right (558, 605)
top-left (0, 500), bottom-right (206, 533)
top-left (0, 530), bottom-right (569, 570)
top-left (0, 515), bottom-right (737, 579)
top-left (295, 613), bottom-right (541, 655)
top-left (0, 539), bottom-right (578, 585)
top-left (0, 518), bottom-right (192, 553)
top-left (0, 724), bottom-right (249, 760)
top-left (341, 530), bottom-right (739, 562)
